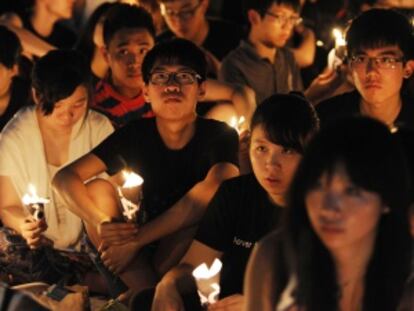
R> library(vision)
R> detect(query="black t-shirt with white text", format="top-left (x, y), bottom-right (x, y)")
top-left (195, 174), bottom-right (283, 298)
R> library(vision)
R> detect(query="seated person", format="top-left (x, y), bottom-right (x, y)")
top-left (0, 50), bottom-right (113, 287)
top-left (157, 0), bottom-right (245, 64)
top-left (0, 25), bottom-right (31, 131)
top-left (53, 39), bottom-right (240, 295)
top-left (316, 9), bottom-right (414, 130)
top-left (149, 93), bottom-right (319, 311)
top-left (219, 0), bottom-right (304, 106)
top-left (244, 117), bottom-right (413, 311)
top-left (0, 0), bottom-right (77, 57)
top-left (93, 3), bottom-right (255, 128)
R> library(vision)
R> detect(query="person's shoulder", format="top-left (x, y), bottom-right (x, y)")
top-left (316, 90), bottom-right (360, 114)
top-left (198, 117), bottom-right (238, 137)
top-left (221, 41), bottom-right (248, 63)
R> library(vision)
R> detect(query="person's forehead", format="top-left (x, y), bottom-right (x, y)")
top-left (161, 0), bottom-right (199, 10)
top-left (109, 28), bottom-right (154, 47)
top-left (353, 45), bottom-right (403, 56)
top-left (151, 63), bottom-right (194, 72)
top-left (267, 3), bottom-right (299, 15)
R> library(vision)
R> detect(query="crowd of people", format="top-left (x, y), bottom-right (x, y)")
top-left (0, 0), bottom-right (413, 310)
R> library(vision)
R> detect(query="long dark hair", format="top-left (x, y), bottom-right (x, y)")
top-left (284, 117), bottom-right (412, 311)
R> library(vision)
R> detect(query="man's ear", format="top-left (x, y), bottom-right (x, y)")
top-left (247, 9), bottom-right (261, 26)
top-left (403, 60), bottom-right (414, 79)
top-left (143, 84), bottom-right (150, 102)
top-left (197, 80), bottom-right (206, 100)
top-left (200, 0), bottom-right (209, 15)
top-left (31, 88), bottom-right (40, 105)
top-left (101, 46), bottom-right (110, 64)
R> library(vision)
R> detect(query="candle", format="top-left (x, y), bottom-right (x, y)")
top-left (192, 258), bottom-right (222, 306)
top-left (328, 28), bottom-right (346, 70)
top-left (118, 171), bottom-right (144, 223)
top-left (229, 116), bottom-right (246, 134)
top-left (22, 184), bottom-right (49, 221)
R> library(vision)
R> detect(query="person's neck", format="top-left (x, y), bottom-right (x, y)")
top-left (36, 108), bottom-right (72, 136)
top-left (248, 32), bottom-right (277, 63)
top-left (110, 75), bottom-right (142, 99)
top-left (360, 95), bottom-right (402, 128)
top-left (156, 115), bottom-right (197, 150)
top-left (188, 18), bottom-right (209, 47)
top-left (91, 49), bottom-right (109, 80)
top-left (0, 91), bottom-right (11, 116)
top-left (268, 193), bottom-right (285, 207)
top-left (31, 4), bottom-right (58, 37)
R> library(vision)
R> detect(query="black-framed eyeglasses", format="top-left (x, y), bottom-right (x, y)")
top-left (349, 55), bottom-right (405, 70)
top-left (149, 71), bottom-right (202, 85)
top-left (265, 11), bottom-right (302, 26)
top-left (160, 1), bottom-right (202, 20)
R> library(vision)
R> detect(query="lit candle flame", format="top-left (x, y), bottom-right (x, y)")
top-left (332, 28), bottom-right (346, 48)
top-left (22, 184), bottom-right (49, 220)
top-left (229, 116), bottom-right (245, 134)
top-left (22, 184), bottom-right (49, 205)
top-left (122, 171), bottom-right (144, 188)
top-left (192, 258), bottom-right (222, 306)
top-left (119, 171), bottom-right (144, 222)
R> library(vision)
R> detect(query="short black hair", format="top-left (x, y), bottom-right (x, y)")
top-left (32, 50), bottom-right (91, 116)
top-left (250, 92), bottom-right (319, 154)
top-left (286, 117), bottom-right (412, 311)
top-left (0, 25), bottom-right (22, 69)
top-left (346, 9), bottom-right (414, 60)
top-left (242, 0), bottom-right (301, 17)
top-left (103, 3), bottom-right (156, 47)
top-left (141, 38), bottom-right (207, 84)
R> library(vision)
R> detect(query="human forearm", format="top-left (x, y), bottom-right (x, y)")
top-left (230, 84), bottom-right (256, 126)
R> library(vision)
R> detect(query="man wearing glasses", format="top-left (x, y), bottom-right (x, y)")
top-left (156, 0), bottom-right (244, 63)
top-left (53, 39), bottom-right (239, 295)
top-left (316, 9), bottom-right (414, 130)
top-left (219, 0), bottom-right (304, 105)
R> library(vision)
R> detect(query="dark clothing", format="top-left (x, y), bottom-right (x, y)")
top-left (0, 77), bottom-right (31, 131)
top-left (20, 13), bottom-right (77, 49)
top-left (195, 174), bottom-right (283, 297)
top-left (219, 40), bottom-right (303, 105)
top-left (157, 17), bottom-right (244, 61)
top-left (316, 91), bottom-right (414, 130)
top-left (92, 117), bottom-right (239, 220)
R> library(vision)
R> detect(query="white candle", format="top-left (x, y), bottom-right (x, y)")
top-left (119, 171), bottom-right (144, 222)
top-left (22, 184), bottom-right (49, 220)
top-left (192, 258), bottom-right (223, 306)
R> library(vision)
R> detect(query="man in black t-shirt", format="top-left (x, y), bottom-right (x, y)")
top-left (316, 9), bottom-right (414, 130)
top-left (53, 39), bottom-right (239, 294)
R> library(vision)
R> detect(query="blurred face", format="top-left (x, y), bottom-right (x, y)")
top-left (256, 4), bottom-right (300, 48)
top-left (105, 28), bottom-right (155, 97)
top-left (144, 64), bottom-right (205, 122)
top-left (349, 45), bottom-right (413, 107)
top-left (43, 0), bottom-right (74, 20)
top-left (249, 125), bottom-right (302, 205)
top-left (160, 0), bottom-right (207, 41)
top-left (0, 63), bottom-right (16, 98)
top-left (41, 85), bottom-right (88, 129)
top-left (306, 164), bottom-right (385, 254)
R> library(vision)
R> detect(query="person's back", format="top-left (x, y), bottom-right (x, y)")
top-left (0, 25), bottom-right (31, 131)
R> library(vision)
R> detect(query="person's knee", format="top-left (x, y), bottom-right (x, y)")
top-left (86, 178), bottom-right (120, 217)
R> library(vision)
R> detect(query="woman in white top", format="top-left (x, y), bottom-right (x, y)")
top-left (0, 50), bottom-right (113, 285)
top-left (244, 117), bottom-right (413, 311)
